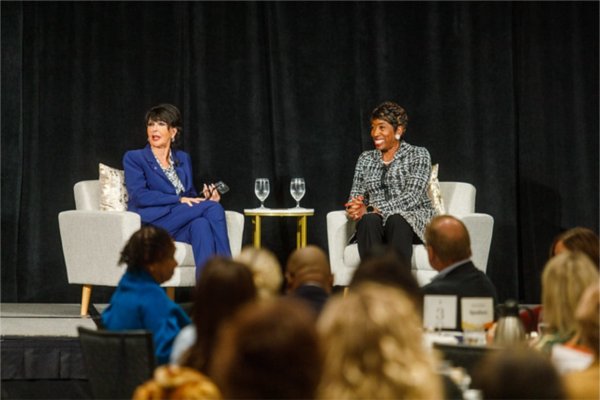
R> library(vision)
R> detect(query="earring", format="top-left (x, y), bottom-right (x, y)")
top-left (171, 136), bottom-right (175, 143)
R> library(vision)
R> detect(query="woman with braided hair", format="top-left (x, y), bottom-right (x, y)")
top-left (102, 225), bottom-right (190, 365)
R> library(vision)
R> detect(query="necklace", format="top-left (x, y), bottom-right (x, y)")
top-left (152, 149), bottom-right (172, 169)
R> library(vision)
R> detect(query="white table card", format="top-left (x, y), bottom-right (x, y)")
top-left (461, 297), bottom-right (494, 330)
top-left (423, 295), bottom-right (457, 330)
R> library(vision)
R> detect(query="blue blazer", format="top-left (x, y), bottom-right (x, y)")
top-left (101, 269), bottom-right (191, 365)
top-left (123, 145), bottom-right (198, 223)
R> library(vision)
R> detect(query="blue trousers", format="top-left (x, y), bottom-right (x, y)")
top-left (152, 201), bottom-right (231, 276)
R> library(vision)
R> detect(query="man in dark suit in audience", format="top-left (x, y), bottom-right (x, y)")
top-left (285, 245), bottom-right (333, 316)
top-left (422, 215), bottom-right (498, 330)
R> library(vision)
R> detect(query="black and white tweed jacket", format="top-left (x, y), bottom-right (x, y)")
top-left (348, 141), bottom-right (436, 242)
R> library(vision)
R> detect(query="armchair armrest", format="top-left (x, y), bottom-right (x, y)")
top-left (327, 210), bottom-right (356, 282)
top-left (457, 213), bottom-right (494, 273)
top-left (225, 210), bottom-right (244, 256)
top-left (58, 210), bottom-right (141, 286)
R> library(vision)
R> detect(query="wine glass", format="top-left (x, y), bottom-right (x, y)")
top-left (254, 178), bottom-right (270, 208)
top-left (290, 178), bottom-right (306, 208)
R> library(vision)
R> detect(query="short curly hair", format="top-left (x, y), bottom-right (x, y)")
top-left (371, 101), bottom-right (409, 131)
top-left (119, 225), bottom-right (175, 273)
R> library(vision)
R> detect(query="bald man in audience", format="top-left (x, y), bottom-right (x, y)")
top-left (285, 245), bottom-right (334, 315)
top-left (422, 215), bottom-right (498, 330)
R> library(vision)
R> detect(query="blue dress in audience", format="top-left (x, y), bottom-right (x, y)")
top-left (102, 269), bottom-right (191, 365)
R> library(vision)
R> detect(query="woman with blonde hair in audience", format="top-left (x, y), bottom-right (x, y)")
top-left (534, 251), bottom-right (599, 354)
top-left (317, 283), bottom-right (442, 399)
top-left (134, 365), bottom-right (222, 400)
top-left (562, 282), bottom-right (600, 399)
top-left (234, 245), bottom-right (283, 299)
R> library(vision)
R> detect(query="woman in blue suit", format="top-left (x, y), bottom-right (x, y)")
top-left (123, 104), bottom-right (231, 277)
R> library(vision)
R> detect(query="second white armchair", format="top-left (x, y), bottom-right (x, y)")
top-left (326, 182), bottom-right (494, 287)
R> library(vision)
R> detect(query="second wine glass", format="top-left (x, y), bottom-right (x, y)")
top-left (290, 178), bottom-right (305, 208)
top-left (254, 178), bottom-right (270, 208)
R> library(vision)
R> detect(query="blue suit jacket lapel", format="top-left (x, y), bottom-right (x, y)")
top-left (142, 145), bottom-right (172, 187)
top-left (173, 152), bottom-right (189, 190)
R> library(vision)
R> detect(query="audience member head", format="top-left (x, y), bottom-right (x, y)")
top-left (425, 215), bottom-right (472, 270)
top-left (317, 283), bottom-right (442, 399)
top-left (575, 282), bottom-right (599, 357)
top-left (285, 245), bottom-right (333, 294)
top-left (541, 252), bottom-right (599, 339)
top-left (350, 245), bottom-right (422, 311)
top-left (119, 225), bottom-right (177, 284)
top-left (472, 347), bottom-right (565, 399)
top-left (211, 298), bottom-right (322, 399)
top-left (182, 257), bottom-right (256, 373)
top-left (234, 246), bottom-right (283, 299)
top-left (133, 365), bottom-right (222, 400)
top-left (550, 227), bottom-right (599, 268)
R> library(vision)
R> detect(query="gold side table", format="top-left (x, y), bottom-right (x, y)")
top-left (243, 208), bottom-right (315, 249)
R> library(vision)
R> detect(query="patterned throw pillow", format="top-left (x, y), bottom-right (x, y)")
top-left (99, 163), bottom-right (128, 211)
top-left (428, 163), bottom-right (446, 215)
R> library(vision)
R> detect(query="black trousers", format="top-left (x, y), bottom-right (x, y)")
top-left (356, 213), bottom-right (422, 264)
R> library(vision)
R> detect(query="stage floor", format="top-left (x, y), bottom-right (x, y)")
top-left (1, 303), bottom-right (100, 337)
top-left (1, 303), bottom-right (107, 399)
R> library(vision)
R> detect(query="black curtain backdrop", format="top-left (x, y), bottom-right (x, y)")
top-left (2, 2), bottom-right (598, 304)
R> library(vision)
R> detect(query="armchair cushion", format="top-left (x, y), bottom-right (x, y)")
top-left (428, 164), bottom-right (446, 215)
top-left (99, 163), bottom-right (128, 211)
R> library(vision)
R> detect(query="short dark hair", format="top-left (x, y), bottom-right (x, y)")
top-left (472, 347), bottom-right (565, 399)
top-left (350, 245), bottom-right (422, 312)
top-left (211, 298), bottom-right (322, 399)
top-left (371, 101), bottom-right (409, 131)
top-left (145, 103), bottom-right (182, 133)
top-left (119, 225), bottom-right (174, 273)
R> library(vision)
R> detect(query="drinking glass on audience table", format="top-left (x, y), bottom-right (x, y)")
top-left (290, 178), bottom-right (305, 208)
top-left (254, 178), bottom-right (270, 209)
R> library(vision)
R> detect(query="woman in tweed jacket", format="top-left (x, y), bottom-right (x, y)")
top-left (346, 101), bottom-right (435, 265)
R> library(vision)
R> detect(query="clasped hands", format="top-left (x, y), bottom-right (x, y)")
top-left (345, 195), bottom-right (378, 221)
top-left (180, 184), bottom-right (221, 206)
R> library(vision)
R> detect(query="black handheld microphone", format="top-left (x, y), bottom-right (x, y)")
top-left (214, 181), bottom-right (229, 194)
top-left (204, 181), bottom-right (229, 198)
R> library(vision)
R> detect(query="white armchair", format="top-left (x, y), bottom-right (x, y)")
top-left (58, 180), bottom-right (244, 315)
top-left (326, 182), bottom-right (494, 287)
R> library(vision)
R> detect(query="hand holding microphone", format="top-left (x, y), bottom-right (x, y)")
top-left (203, 181), bottom-right (230, 201)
